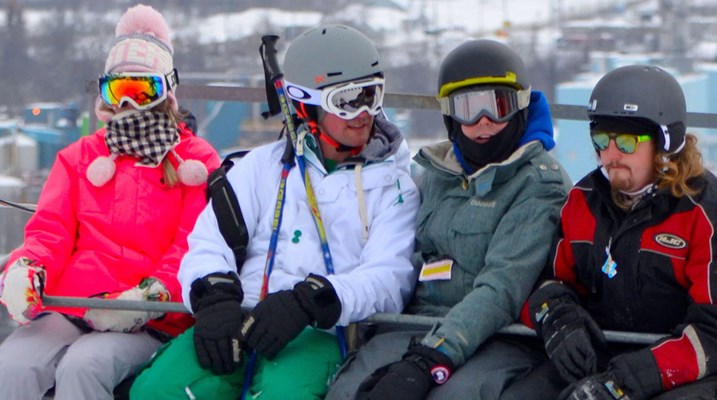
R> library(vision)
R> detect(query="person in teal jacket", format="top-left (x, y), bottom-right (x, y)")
top-left (326, 39), bottom-right (572, 400)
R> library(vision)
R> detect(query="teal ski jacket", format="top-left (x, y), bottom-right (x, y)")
top-left (407, 92), bottom-right (572, 366)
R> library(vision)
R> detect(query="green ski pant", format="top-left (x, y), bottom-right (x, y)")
top-left (129, 327), bottom-right (342, 400)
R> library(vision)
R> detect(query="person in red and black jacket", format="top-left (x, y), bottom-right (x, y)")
top-left (511, 65), bottom-right (717, 400)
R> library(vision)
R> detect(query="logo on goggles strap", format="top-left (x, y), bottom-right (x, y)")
top-left (286, 85), bottom-right (314, 101)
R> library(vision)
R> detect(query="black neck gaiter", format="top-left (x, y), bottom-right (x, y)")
top-left (452, 113), bottom-right (525, 171)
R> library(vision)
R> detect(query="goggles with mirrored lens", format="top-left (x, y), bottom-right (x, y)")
top-left (319, 77), bottom-right (385, 120)
top-left (441, 87), bottom-right (527, 125)
top-left (590, 131), bottom-right (652, 154)
top-left (99, 71), bottom-right (176, 110)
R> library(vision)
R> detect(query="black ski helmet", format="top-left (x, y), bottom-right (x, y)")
top-left (588, 65), bottom-right (687, 154)
top-left (436, 40), bottom-right (531, 137)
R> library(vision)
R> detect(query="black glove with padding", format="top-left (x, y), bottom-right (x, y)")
top-left (530, 289), bottom-right (608, 383)
top-left (239, 274), bottom-right (341, 359)
top-left (559, 348), bottom-right (663, 400)
top-left (190, 272), bottom-right (245, 375)
top-left (356, 340), bottom-right (455, 400)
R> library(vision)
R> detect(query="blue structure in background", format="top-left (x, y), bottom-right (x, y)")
top-left (201, 100), bottom-right (253, 151)
top-left (554, 53), bottom-right (717, 182)
top-left (20, 103), bottom-right (80, 169)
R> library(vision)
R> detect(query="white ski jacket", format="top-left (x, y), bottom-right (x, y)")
top-left (179, 117), bottom-right (420, 326)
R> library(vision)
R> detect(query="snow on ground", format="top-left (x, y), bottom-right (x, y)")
top-left (168, 1), bottom-right (654, 47)
top-left (2, 1), bottom-right (681, 57)
top-left (191, 8), bottom-right (323, 44)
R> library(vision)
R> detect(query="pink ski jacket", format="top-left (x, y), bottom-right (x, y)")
top-left (8, 122), bottom-right (220, 337)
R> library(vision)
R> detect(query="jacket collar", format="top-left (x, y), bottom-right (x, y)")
top-left (416, 140), bottom-right (544, 196)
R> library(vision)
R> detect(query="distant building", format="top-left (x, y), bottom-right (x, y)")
top-left (20, 103), bottom-right (80, 170)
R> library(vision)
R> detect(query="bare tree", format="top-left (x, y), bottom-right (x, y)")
top-left (1, 0), bottom-right (32, 113)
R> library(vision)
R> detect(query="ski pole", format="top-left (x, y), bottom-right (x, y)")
top-left (259, 34), bottom-right (349, 360)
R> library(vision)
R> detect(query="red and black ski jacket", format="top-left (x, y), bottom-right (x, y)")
top-left (524, 168), bottom-right (717, 391)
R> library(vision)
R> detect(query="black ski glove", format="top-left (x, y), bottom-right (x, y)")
top-left (356, 341), bottom-right (454, 400)
top-left (559, 370), bottom-right (629, 400)
top-left (559, 348), bottom-right (663, 400)
top-left (531, 299), bottom-right (607, 383)
top-left (190, 272), bottom-right (245, 375)
top-left (239, 274), bottom-right (341, 359)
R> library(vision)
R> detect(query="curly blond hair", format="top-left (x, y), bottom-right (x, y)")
top-left (655, 133), bottom-right (704, 197)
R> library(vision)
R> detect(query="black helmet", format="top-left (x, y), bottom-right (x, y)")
top-left (588, 65), bottom-right (686, 154)
top-left (436, 40), bottom-right (531, 135)
top-left (437, 40), bottom-right (530, 96)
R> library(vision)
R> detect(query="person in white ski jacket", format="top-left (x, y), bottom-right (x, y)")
top-left (130, 24), bottom-right (419, 400)
top-left (177, 117), bottom-right (416, 322)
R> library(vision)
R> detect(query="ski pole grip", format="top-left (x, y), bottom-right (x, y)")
top-left (261, 35), bottom-right (282, 83)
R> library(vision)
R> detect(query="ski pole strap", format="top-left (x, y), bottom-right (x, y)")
top-left (295, 160), bottom-right (347, 359)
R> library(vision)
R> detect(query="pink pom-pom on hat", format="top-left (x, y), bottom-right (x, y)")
top-left (105, 4), bottom-right (174, 75)
top-left (114, 4), bottom-right (173, 53)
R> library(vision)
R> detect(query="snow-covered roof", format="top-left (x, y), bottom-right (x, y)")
top-left (0, 175), bottom-right (23, 188)
top-left (188, 8), bottom-right (322, 45)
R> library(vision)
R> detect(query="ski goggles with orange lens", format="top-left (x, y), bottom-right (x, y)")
top-left (439, 87), bottom-right (529, 125)
top-left (99, 70), bottom-right (178, 110)
top-left (285, 77), bottom-right (385, 120)
top-left (590, 131), bottom-right (652, 154)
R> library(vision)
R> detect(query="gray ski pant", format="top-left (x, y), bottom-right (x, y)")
top-left (325, 329), bottom-right (557, 400)
top-left (0, 312), bottom-right (161, 400)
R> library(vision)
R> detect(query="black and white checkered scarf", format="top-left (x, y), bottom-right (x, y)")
top-left (105, 111), bottom-right (179, 166)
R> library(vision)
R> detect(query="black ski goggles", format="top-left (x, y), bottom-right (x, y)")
top-left (439, 86), bottom-right (529, 125)
top-left (590, 131), bottom-right (652, 154)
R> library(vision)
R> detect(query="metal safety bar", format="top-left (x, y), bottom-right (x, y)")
top-left (42, 295), bottom-right (666, 345)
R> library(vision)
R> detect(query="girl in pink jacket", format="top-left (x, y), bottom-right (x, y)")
top-left (0, 5), bottom-right (220, 399)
